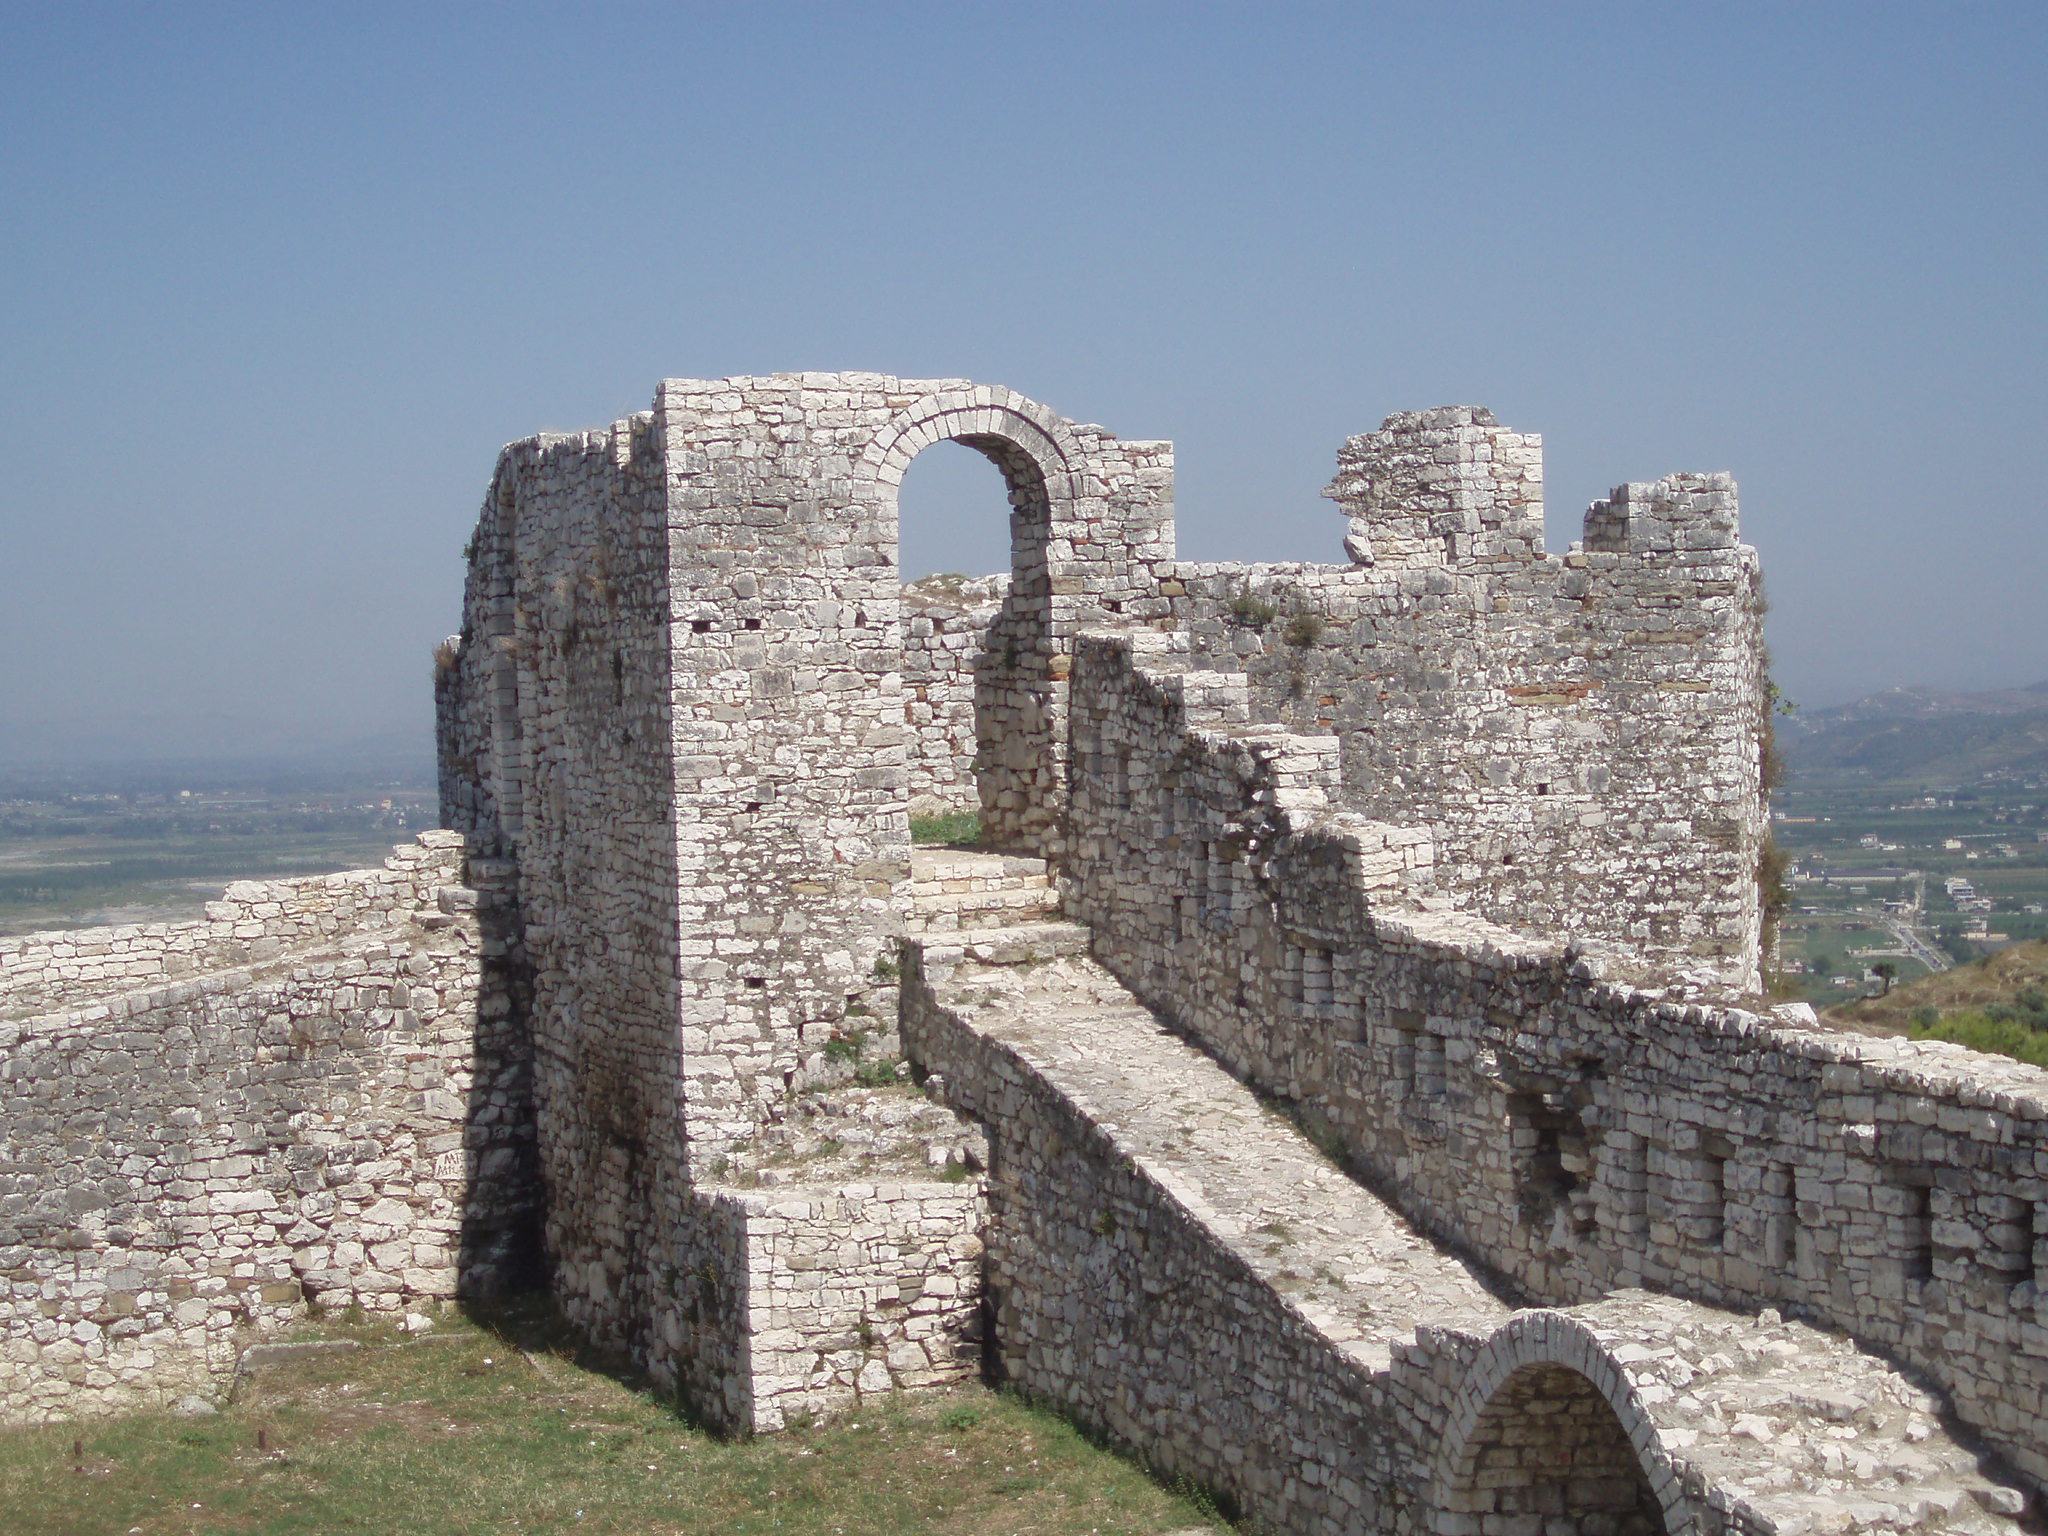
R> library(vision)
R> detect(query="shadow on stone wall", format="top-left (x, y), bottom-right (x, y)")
top-left (455, 854), bottom-right (547, 1302)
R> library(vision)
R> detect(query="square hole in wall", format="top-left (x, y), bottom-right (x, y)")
top-left (692, 619), bottom-right (713, 634)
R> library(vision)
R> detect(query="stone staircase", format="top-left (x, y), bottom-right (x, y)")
top-left (900, 910), bottom-right (2032, 1536)
top-left (906, 848), bottom-right (1062, 933)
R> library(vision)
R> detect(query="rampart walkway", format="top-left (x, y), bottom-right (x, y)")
top-left (906, 913), bottom-right (2029, 1536)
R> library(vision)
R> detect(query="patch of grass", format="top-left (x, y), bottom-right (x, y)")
top-left (910, 809), bottom-right (982, 848)
top-left (853, 1057), bottom-right (907, 1088)
top-left (1909, 1007), bottom-right (2048, 1069)
top-left (0, 1306), bottom-right (1223, 1536)
top-left (822, 1029), bottom-right (866, 1064)
top-left (1227, 591), bottom-right (1278, 630)
top-left (1281, 612), bottom-right (1324, 649)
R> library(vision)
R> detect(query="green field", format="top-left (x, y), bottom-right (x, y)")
top-left (0, 1305), bottom-right (1221, 1536)
top-left (1770, 770), bottom-right (2048, 1004)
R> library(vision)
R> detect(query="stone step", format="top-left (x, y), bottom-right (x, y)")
top-left (909, 848), bottom-right (1052, 891)
top-left (908, 848), bottom-right (1061, 932)
top-left (913, 920), bottom-right (1092, 971)
top-left (906, 886), bottom-right (1063, 933)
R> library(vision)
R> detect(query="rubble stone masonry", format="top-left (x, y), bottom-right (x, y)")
top-left (2, 377), bottom-right (2039, 1536)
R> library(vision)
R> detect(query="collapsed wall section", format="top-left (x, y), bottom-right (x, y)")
top-left (1065, 630), bottom-right (2048, 1493)
top-left (0, 833), bottom-right (534, 1422)
top-left (1170, 408), bottom-right (1767, 983)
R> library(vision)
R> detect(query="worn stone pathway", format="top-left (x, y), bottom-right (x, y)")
top-left (910, 915), bottom-right (2031, 1535)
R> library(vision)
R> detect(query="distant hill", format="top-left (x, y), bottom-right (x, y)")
top-left (1779, 680), bottom-right (2048, 781)
top-left (1828, 937), bottom-right (2048, 1037)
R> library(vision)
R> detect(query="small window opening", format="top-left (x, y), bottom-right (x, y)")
top-left (1288, 943), bottom-right (1334, 1011)
top-left (1413, 1028), bottom-right (1446, 1099)
top-left (1699, 1141), bottom-right (1729, 1249)
top-left (1508, 1087), bottom-right (1591, 1234)
top-left (692, 619), bottom-right (713, 634)
top-left (2008, 1199), bottom-right (2038, 1290)
top-left (1765, 1160), bottom-right (1798, 1269)
top-left (1536, 782), bottom-right (1551, 796)
top-left (1202, 841), bottom-right (1236, 928)
top-left (745, 801), bottom-right (764, 814)
top-left (1604, 1132), bottom-right (1651, 1240)
top-left (744, 616), bottom-right (762, 630)
top-left (743, 976), bottom-right (767, 990)
top-left (1386, 1009), bottom-right (1445, 1100)
top-left (1901, 1179), bottom-right (1935, 1282)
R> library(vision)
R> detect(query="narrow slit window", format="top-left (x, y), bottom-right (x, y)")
top-left (1413, 1028), bottom-right (1446, 1100)
top-left (1903, 1182), bottom-right (1935, 1282)
top-left (1702, 1154), bottom-right (1727, 1247)
top-left (1765, 1160), bottom-right (1797, 1269)
top-left (2011, 1198), bottom-right (2039, 1290)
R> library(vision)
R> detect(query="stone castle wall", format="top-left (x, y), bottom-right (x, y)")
top-left (427, 376), bottom-right (1174, 1428)
top-left (900, 901), bottom-right (2016, 1536)
top-left (10, 377), bottom-right (2042, 1527)
top-left (1063, 628), bottom-right (2048, 1490)
top-left (1166, 409), bottom-right (1767, 983)
top-left (0, 833), bottom-right (538, 1422)
top-left (1, 840), bottom-right (469, 1020)
top-left (436, 409), bottom-right (702, 1395)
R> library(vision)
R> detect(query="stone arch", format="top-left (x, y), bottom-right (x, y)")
top-left (1436, 1313), bottom-right (1689, 1536)
top-left (860, 389), bottom-right (1091, 859)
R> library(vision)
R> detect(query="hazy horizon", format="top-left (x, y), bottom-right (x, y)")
top-left (5, 4), bottom-right (2044, 764)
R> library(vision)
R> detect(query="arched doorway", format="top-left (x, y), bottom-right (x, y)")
top-left (865, 396), bottom-right (1076, 859)
top-left (896, 440), bottom-right (1039, 833)
top-left (1435, 1315), bottom-right (1685, 1536)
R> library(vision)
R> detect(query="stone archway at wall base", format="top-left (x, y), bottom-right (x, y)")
top-left (1437, 1312), bottom-right (1690, 1536)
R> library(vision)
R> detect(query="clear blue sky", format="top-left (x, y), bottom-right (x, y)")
top-left (3, 2), bottom-right (2043, 763)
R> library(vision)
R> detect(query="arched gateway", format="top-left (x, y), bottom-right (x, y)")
top-left (857, 382), bottom-right (1175, 856)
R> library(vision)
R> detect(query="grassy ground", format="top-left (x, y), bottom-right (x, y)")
top-left (1826, 938), bottom-right (2048, 1068)
top-left (909, 810), bottom-right (981, 848)
top-left (1828, 938), bottom-right (2048, 1034)
top-left (0, 1306), bottom-right (1220, 1536)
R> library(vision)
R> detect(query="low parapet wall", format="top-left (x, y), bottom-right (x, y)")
top-left (1065, 630), bottom-right (2048, 1493)
top-left (0, 834), bottom-right (536, 1423)
top-left (701, 1182), bottom-right (985, 1432)
top-left (0, 835), bottom-right (471, 1020)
